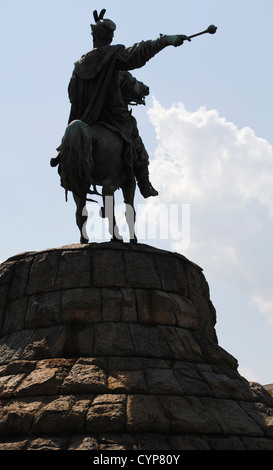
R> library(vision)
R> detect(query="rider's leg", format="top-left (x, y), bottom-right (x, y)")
top-left (132, 131), bottom-right (158, 198)
top-left (134, 160), bottom-right (159, 198)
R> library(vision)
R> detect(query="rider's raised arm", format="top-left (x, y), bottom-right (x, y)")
top-left (115, 35), bottom-right (188, 71)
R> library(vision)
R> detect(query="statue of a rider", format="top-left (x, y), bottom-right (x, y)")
top-left (51, 9), bottom-right (190, 198)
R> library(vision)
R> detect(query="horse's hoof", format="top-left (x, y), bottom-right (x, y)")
top-left (111, 237), bottom-right (123, 243)
top-left (80, 237), bottom-right (89, 244)
top-left (129, 237), bottom-right (138, 244)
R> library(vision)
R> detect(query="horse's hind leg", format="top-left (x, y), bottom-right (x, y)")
top-left (102, 185), bottom-right (123, 243)
top-left (122, 179), bottom-right (137, 243)
top-left (73, 193), bottom-right (89, 244)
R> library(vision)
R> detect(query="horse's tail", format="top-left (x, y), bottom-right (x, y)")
top-left (59, 120), bottom-right (96, 200)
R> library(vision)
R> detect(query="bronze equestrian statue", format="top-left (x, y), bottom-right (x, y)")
top-left (50, 9), bottom-right (216, 243)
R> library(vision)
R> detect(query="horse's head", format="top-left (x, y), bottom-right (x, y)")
top-left (120, 71), bottom-right (149, 106)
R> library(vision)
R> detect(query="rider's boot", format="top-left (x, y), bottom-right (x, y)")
top-left (50, 152), bottom-right (60, 167)
top-left (134, 164), bottom-right (159, 198)
top-left (50, 145), bottom-right (62, 167)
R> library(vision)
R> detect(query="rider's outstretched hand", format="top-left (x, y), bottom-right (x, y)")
top-left (168, 34), bottom-right (191, 47)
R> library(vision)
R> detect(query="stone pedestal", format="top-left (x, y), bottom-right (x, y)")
top-left (0, 242), bottom-right (272, 450)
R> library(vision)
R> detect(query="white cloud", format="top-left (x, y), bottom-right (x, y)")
top-left (138, 98), bottom-right (273, 322)
top-left (147, 98), bottom-right (273, 210)
top-left (251, 294), bottom-right (273, 324)
top-left (238, 366), bottom-right (261, 383)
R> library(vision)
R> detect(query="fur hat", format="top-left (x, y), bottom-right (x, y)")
top-left (91, 9), bottom-right (116, 38)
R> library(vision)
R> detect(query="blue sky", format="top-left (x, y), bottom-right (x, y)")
top-left (1, 0), bottom-right (273, 385)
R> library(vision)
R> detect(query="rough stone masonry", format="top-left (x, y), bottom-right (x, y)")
top-left (0, 242), bottom-right (272, 450)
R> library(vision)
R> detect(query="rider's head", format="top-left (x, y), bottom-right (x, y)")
top-left (91, 9), bottom-right (116, 47)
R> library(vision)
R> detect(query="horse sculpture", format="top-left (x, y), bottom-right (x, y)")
top-left (51, 72), bottom-right (149, 244)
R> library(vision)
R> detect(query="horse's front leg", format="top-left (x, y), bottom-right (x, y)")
top-left (73, 193), bottom-right (89, 243)
top-left (122, 179), bottom-right (138, 243)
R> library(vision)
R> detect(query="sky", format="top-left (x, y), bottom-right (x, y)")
top-left (0, 0), bottom-right (273, 385)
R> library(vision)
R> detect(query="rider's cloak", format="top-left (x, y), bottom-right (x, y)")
top-left (67, 37), bottom-right (169, 131)
top-left (68, 44), bottom-right (125, 126)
